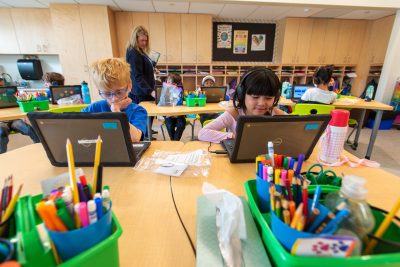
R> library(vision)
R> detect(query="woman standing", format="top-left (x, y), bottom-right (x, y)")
top-left (126, 25), bottom-right (155, 104)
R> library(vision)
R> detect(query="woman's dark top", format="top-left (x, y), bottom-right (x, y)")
top-left (126, 47), bottom-right (155, 103)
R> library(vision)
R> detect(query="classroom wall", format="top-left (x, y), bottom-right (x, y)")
top-left (0, 54), bottom-right (62, 88)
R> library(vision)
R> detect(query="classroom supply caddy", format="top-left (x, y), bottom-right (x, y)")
top-left (245, 180), bottom-right (400, 266)
top-left (16, 91), bottom-right (49, 112)
top-left (185, 90), bottom-right (206, 107)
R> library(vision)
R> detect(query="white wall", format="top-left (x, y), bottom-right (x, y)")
top-left (0, 55), bottom-right (62, 88)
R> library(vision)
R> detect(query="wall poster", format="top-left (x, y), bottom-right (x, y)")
top-left (217, 24), bottom-right (232, 48)
top-left (233, 30), bottom-right (248, 54)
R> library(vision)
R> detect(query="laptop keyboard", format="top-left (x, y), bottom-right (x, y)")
top-left (222, 139), bottom-right (235, 154)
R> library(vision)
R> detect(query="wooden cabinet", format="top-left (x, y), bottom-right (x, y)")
top-left (0, 8), bottom-right (20, 54)
top-left (115, 12), bottom-right (133, 58)
top-left (308, 19), bottom-right (340, 64)
top-left (50, 4), bottom-right (117, 101)
top-left (132, 12), bottom-right (149, 32)
top-left (149, 13), bottom-right (166, 63)
top-left (281, 18), bottom-right (313, 64)
top-left (165, 14), bottom-right (181, 63)
top-left (333, 20), bottom-right (367, 64)
top-left (181, 14), bottom-right (197, 63)
top-left (196, 14), bottom-right (212, 63)
top-left (368, 15), bottom-right (394, 64)
top-left (11, 9), bottom-right (55, 54)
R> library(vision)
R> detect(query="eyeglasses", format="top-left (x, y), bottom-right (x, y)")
top-left (98, 87), bottom-right (128, 99)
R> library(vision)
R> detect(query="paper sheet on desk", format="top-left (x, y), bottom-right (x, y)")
top-left (334, 98), bottom-right (360, 105)
top-left (164, 149), bottom-right (204, 165)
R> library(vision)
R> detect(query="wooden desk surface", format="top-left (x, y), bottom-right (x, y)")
top-left (0, 104), bottom-right (80, 121)
top-left (171, 141), bottom-right (400, 245)
top-left (279, 97), bottom-right (394, 111)
top-left (140, 101), bottom-right (226, 116)
top-left (0, 141), bottom-right (196, 267)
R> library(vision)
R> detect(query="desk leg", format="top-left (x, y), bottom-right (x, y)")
top-left (147, 116), bottom-right (152, 141)
top-left (365, 110), bottom-right (383, 159)
top-left (352, 109), bottom-right (366, 150)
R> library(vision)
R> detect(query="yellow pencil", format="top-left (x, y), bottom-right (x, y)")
top-left (92, 135), bottom-right (102, 196)
top-left (364, 198), bottom-right (400, 255)
top-left (66, 139), bottom-right (80, 227)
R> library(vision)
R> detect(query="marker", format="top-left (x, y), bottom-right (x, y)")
top-left (283, 157), bottom-right (288, 170)
top-left (310, 185), bottom-right (321, 211)
top-left (79, 175), bottom-right (92, 201)
top-left (295, 154), bottom-right (305, 177)
top-left (78, 202), bottom-right (89, 227)
top-left (267, 167), bottom-right (273, 183)
top-left (262, 165), bottom-right (268, 181)
top-left (275, 200), bottom-right (282, 219)
top-left (96, 164), bottom-right (103, 194)
top-left (77, 183), bottom-right (86, 203)
top-left (56, 199), bottom-right (75, 230)
top-left (94, 196), bottom-right (103, 220)
top-left (87, 200), bottom-right (98, 225)
top-left (102, 190), bottom-right (111, 211)
top-left (320, 209), bottom-right (350, 234)
top-left (302, 181), bottom-right (308, 217)
top-left (274, 169), bottom-right (281, 186)
top-left (74, 204), bottom-right (81, 228)
top-left (268, 142), bottom-right (274, 167)
top-left (45, 200), bottom-right (68, 232)
top-left (269, 185), bottom-right (275, 212)
top-left (314, 212), bottom-right (336, 234)
top-left (289, 158), bottom-right (296, 170)
top-left (62, 189), bottom-right (74, 217)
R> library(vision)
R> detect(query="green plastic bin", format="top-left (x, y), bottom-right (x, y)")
top-left (15, 194), bottom-right (122, 267)
top-left (245, 179), bottom-right (400, 267)
top-left (17, 100), bottom-right (49, 112)
top-left (186, 97), bottom-right (206, 107)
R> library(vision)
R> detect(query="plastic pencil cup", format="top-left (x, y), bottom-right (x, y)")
top-left (256, 175), bottom-right (270, 213)
top-left (48, 207), bottom-right (112, 262)
top-left (270, 199), bottom-right (331, 251)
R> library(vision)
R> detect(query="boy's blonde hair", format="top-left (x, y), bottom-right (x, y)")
top-left (90, 58), bottom-right (131, 91)
top-left (127, 25), bottom-right (150, 54)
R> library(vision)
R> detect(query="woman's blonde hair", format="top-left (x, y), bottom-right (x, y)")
top-left (127, 25), bottom-right (150, 54)
top-left (90, 58), bottom-right (131, 91)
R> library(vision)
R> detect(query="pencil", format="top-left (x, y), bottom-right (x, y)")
top-left (364, 198), bottom-right (400, 254)
top-left (6, 175), bottom-right (13, 208)
top-left (66, 138), bottom-right (80, 228)
top-left (0, 177), bottom-right (8, 219)
top-left (92, 135), bottom-right (102, 196)
top-left (1, 183), bottom-right (22, 224)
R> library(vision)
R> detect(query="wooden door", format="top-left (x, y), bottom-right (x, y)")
top-left (165, 14), bottom-right (182, 63)
top-left (308, 19), bottom-right (326, 64)
top-left (281, 18), bottom-right (300, 63)
top-left (181, 14), bottom-right (197, 63)
top-left (149, 13), bottom-right (166, 63)
top-left (11, 9), bottom-right (55, 54)
top-left (322, 19), bottom-right (340, 64)
top-left (196, 14), bottom-right (212, 63)
top-left (115, 12), bottom-right (133, 58)
top-left (50, 5), bottom-right (90, 86)
top-left (295, 18), bottom-right (313, 63)
top-left (0, 8), bottom-right (19, 54)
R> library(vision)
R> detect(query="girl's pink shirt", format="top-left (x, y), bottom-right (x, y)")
top-left (198, 108), bottom-right (282, 143)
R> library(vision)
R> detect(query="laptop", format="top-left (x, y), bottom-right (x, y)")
top-left (221, 115), bottom-right (330, 163)
top-left (27, 112), bottom-right (150, 167)
top-left (200, 86), bottom-right (227, 103)
top-left (291, 84), bottom-right (314, 102)
top-left (155, 84), bottom-right (184, 105)
top-left (50, 85), bottom-right (82, 104)
top-left (0, 86), bottom-right (18, 108)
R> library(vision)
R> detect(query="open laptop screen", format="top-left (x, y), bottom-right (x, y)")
top-left (27, 112), bottom-right (138, 166)
top-left (292, 84), bottom-right (313, 100)
top-left (50, 85), bottom-right (82, 104)
top-left (228, 115), bottom-right (330, 163)
top-left (200, 86), bottom-right (227, 103)
top-left (0, 86), bottom-right (18, 108)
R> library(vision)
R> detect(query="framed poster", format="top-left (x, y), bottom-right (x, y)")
top-left (217, 24), bottom-right (232, 48)
top-left (233, 30), bottom-right (248, 54)
top-left (251, 34), bottom-right (266, 51)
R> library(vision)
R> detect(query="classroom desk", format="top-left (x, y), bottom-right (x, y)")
top-left (140, 101), bottom-right (226, 141)
top-left (171, 141), bottom-right (400, 245)
top-left (279, 97), bottom-right (394, 159)
top-left (0, 141), bottom-right (197, 267)
top-left (0, 104), bottom-right (81, 121)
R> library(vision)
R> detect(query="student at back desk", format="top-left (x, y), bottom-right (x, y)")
top-left (198, 67), bottom-right (286, 143)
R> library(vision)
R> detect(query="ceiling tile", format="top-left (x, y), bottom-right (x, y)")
top-left (153, 1), bottom-right (189, 13)
top-left (188, 2), bottom-right (224, 15)
top-left (337, 9), bottom-right (395, 20)
top-left (0, 1), bottom-right (11, 6)
top-left (273, 6), bottom-right (323, 20)
top-left (37, 0), bottom-right (76, 6)
top-left (1, 0), bottom-right (46, 8)
top-left (115, 0), bottom-right (154, 12)
top-left (247, 5), bottom-right (289, 20)
top-left (310, 8), bottom-right (354, 18)
top-left (75, 0), bottom-right (120, 10)
top-left (218, 4), bottom-right (258, 19)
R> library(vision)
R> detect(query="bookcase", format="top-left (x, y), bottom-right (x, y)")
top-left (156, 63), bottom-right (357, 93)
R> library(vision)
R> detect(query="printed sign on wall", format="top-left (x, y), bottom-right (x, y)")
top-left (233, 30), bottom-right (248, 54)
top-left (217, 24), bottom-right (232, 48)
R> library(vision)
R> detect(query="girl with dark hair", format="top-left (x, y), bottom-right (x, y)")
top-left (301, 65), bottom-right (337, 104)
top-left (198, 68), bottom-right (285, 143)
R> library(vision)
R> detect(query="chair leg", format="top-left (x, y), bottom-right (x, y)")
top-left (346, 122), bottom-right (358, 150)
top-left (191, 119), bottom-right (196, 141)
top-left (160, 123), bottom-right (166, 141)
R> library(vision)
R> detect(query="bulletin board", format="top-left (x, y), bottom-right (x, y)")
top-left (212, 22), bottom-right (276, 62)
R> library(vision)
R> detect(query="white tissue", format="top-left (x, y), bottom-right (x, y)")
top-left (202, 182), bottom-right (247, 267)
